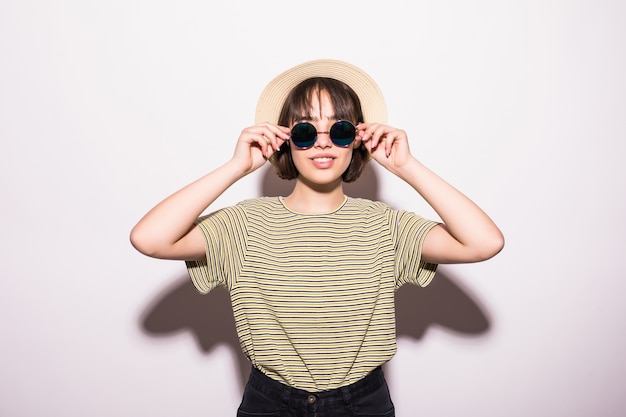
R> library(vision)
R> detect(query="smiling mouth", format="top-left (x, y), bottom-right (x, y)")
top-left (312, 157), bottom-right (334, 162)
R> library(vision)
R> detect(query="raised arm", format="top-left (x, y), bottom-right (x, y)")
top-left (130, 123), bottom-right (289, 260)
top-left (358, 123), bottom-right (505, 264)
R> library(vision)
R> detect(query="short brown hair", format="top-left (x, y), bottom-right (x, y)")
top-left (269, 77), bottom-right (370, 182)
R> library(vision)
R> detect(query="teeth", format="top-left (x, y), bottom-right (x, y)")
top-left (313, 157), bottom-right (332, 162)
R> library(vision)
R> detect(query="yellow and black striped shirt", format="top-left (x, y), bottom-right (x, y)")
top-left (186, 196), bottom-right (438, 391)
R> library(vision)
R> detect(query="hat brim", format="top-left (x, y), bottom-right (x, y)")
top-left (255, 59), bottom-right (387, 125)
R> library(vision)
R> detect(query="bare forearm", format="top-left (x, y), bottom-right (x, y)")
top-left (129, 160), bottom-right (245, 258)
top-left (130, 123), bottom-right (289, 259)
top-left (395, 157), bottom-right (504, 262)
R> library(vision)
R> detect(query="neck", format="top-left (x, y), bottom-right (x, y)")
top-left (283, 178), bottom-right (346, 213)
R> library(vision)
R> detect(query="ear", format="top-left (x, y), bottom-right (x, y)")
top-left (353, 133), bottom-right (363, 148)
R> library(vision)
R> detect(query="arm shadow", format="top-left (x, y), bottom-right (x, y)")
top-left (139, 278), bottom-right (250, 389)
top-left (138, 164), bottom-right (491, 391)
top-left (395, 269), bottom-right (491, 340)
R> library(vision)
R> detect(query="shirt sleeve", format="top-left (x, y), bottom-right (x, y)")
top-left (388, 209), bottom-right (439, 288)
top-left (185, 205), bottom-right (248, 294)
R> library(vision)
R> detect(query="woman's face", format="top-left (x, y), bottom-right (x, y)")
top-left (289, 90), bottom-right (356, 188)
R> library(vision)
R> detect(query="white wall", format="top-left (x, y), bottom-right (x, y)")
top-left (1, 1), bottom-right (624, 416)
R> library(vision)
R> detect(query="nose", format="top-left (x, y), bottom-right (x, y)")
top-left (314, 131), bottom-right (332, 148)
top-left (314, 124), bottom-right (333, 148)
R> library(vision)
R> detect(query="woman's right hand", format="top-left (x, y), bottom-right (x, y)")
top-left (231, 122), bottom-right (291, 175)
top-left (130, 123), bottom-right (290, 260)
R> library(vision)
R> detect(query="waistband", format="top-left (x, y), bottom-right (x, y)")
top-left (246, 366), bottom-right (386, 407)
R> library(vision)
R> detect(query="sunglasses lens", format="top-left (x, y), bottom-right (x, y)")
top-left (290, 122), bottom-right (317, 148)
top-left (330, 121), bottom-right (356, 147)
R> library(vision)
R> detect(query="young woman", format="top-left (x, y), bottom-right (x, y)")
top-left (130, 59), bottom-right (504, 417)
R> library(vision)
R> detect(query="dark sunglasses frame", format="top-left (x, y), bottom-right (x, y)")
top-left (289, 121), bottom-right (356, 149)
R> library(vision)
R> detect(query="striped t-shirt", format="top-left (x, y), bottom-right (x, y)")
top-left (186, 196), bottom-right (438, 392)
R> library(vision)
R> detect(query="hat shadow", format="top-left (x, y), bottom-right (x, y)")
top-left (139, 164), bottom-right (491, 391)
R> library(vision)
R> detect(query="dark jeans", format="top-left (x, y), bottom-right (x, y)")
top-left (237, 366), bottom-right (395, 417)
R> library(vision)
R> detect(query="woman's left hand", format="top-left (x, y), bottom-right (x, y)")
top-left (356, 123), bottom-right (413, 172)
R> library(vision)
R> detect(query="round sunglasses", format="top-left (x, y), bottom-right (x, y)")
top-left (290, 121), bottom-right (356, 149)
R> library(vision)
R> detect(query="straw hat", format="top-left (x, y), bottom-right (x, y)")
top-left (255, 59), bottom-right (387, 125)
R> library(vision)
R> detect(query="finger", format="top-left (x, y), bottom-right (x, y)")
top-left (357, 123), bottom-right (377, 145)
top-left (263, 133), bottom-right (287, 153)
top-left (260, 133), bottom-right (272, 149)
top-left (245, 129), bottom-right (270, 157)
top-left (381, 131), bottom-right (397, 157)
top-left (369, 124), bottom-right (386, 150)
top-left (253, 135), bottom-right (270, 158)
top-left (386, 130), bottom-right (408, 158)
top-left (261, 125), bottom-right (290, 151)
top-left (265, 123), bottom-right (291, 140)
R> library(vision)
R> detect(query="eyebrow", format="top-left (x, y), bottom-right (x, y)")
top-left (295, 114), bottom-right (338, 122)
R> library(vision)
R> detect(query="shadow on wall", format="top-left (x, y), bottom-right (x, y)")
top-left (139, 164), bottom-right (491, 391)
